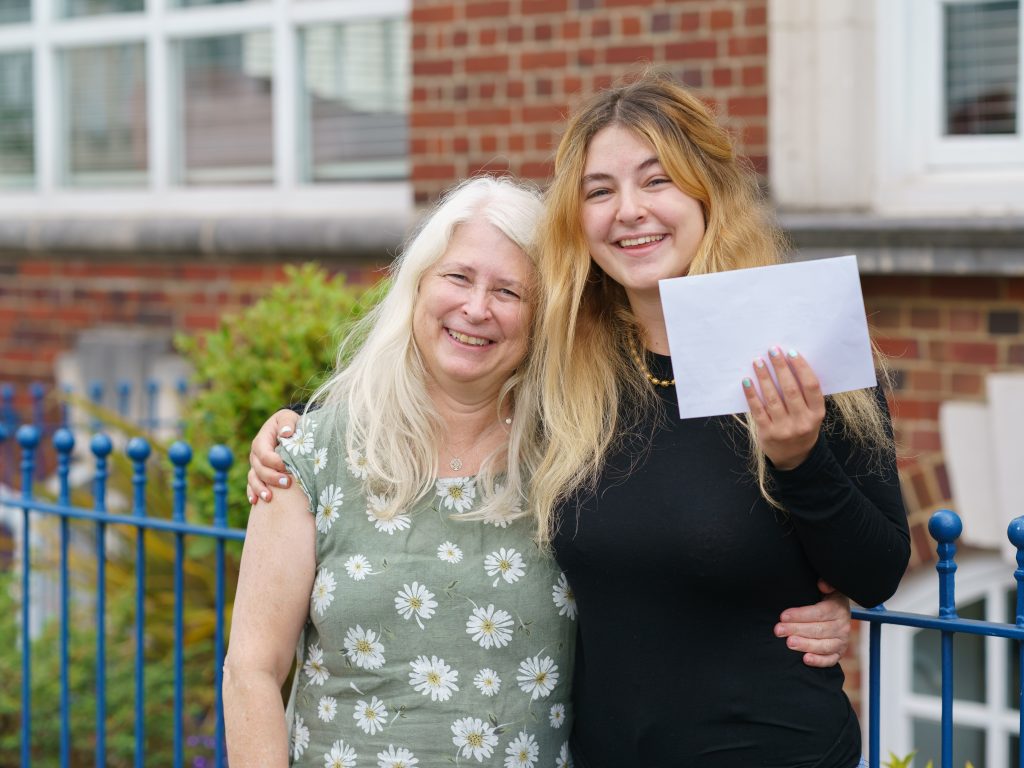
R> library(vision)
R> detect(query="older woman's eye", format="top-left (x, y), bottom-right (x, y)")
top-left (498, 288), bottom-right (521, 299)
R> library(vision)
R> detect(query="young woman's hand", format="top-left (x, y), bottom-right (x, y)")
top-left (246, 409), bottom-right (301, 504)
top-left (774, 580), bottom-right (851, 668)
top-left (743, 347), bottom-right (826, 470)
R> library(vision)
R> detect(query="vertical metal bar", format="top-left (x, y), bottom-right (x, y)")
top-left (2, 383), bottom-right (15, 429)
top-left (146, 380), bottom-right (159, 432)
top-left (30, 382), bottom-right (45, 434)
top-left (928, 509), bottom-right (962, 768)
top-left (169, 442), bottom-right (193, 768)
top-left (91, 433), bottom-right (113, 768)
top-left (17, 425), bottom-right (41, 768)
top-left (118, 380), bottom-right (132, 421)
top-left (88, 381), bottom-right (103, 432)
top-left (1007, 516), bottom-right (1024, 768)
top-left (209, 445), bottom-right (233, 768)
top-left (54, 428), bottom-right (75, 768)
top-left (869, 615), bottom-right (882, 768)
top-left (127, 438), bottom-right (151, 768)
top-left (175, 379), bottom-right (188, 436)
top-left (61, 385), bottom-right (72, 429)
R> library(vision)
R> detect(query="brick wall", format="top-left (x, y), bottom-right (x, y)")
top-left (410, 0), bottom-right (769, 204)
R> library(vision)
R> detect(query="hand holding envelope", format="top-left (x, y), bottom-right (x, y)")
top-left (658, 255), bottom-right (877, 420)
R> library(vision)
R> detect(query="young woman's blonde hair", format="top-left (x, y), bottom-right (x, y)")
top-left (308, 175), bottom-right (546, 524)
top-left (529, 71), bottom-right (892, 543)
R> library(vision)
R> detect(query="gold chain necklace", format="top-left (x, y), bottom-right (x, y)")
top-left (629, 343), bottom-right (676, 388)
top-left (448, 416), bottom-right (512, 472)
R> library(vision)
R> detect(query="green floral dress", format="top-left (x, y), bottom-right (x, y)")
top-left (277, 406), bottom-right (576, 768)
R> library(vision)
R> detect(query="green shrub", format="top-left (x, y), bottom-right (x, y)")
top-left (176, 262), bottom-right (384, 529)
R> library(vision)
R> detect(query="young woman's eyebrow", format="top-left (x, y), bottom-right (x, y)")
top-left (582, 157), bottom-right (662, 185)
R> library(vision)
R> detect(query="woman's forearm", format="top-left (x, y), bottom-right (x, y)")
top-left (224, 664), bottom-right (291, 767)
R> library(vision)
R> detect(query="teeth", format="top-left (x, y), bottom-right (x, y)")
top-left (618, 234), bottom-right (665, 247)
top-left (448, 329), bottom-right (490, 346)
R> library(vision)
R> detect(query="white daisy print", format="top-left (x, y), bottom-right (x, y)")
top-left (556, 741), bottom-right (572, 768)
top-left (343, 625), bottom-right (386, 670)
top-left (549, 703), bottom-right (566, 728)
top-left (408, 654), bottom-right (459, 701)
top-left (346, 448), bottom-right (369, 479)
top-left (281, 425), bottom-right (315, 456)
top-left (451, 716), bottom-right (499, 762)
top-left (291, 714), bottom-right (310, 760)
top-left (302, 644), bottom-right (329, 686)
top-left (323, 739), bottom-right (357, 768)
top-left (551, 573), bottom-right (577, 620)
top-left (484, 548), bottom-right (526, 587)
top-left (376, 744), bottom-right (419, 768)
top-left (344, 554), bottom-right (373, 581)
top-left (437, 541), bottom-right (463, 564)
top-left (486, 484), bottom-right (520, 527)
top-left (516, 655), bottom-right (559, 700)
top-left (366, 494), bottom-right (412, 534)
top-left (316, 485), bottom-right (344, 533)
top-left (395, 581), bottom-right (438, 629)
top-left (473, 668), bottom-right (501, 697)
top-left (435, 476), bottom-right (476, 513)
top-left (354, 696), bottom-right (387, 735)
top-left (312, 446), bottom-right (328, 475)
top-left (317, 695), bottom-right (338, 723)
top-left (466, 604), bottom-right (514, 649)
top-left (503, 730), bottom-right (539, 768)
top-left (311, 568), bottom-right (336, 616)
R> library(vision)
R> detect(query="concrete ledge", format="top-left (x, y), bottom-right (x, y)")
top-left (0, 215), bottom-right (413, 260)
top-left (779, 212), bottom-right (1024, 275)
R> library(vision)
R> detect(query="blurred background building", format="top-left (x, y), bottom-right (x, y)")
top-left (2, 0), bottom-right (1023, 762)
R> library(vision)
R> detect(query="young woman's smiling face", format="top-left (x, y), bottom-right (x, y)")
top-left (412, 217), bottom-right (533, 399)
top-left (580, 125), bottom-right (706, 306)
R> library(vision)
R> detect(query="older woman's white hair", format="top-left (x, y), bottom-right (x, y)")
top-left (308, 175), bottom-right (545, 525)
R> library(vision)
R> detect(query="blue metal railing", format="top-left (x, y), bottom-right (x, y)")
top-left (2, 423), bottom-right (241, 768)
top-left (3, 420), bottom-right (1024, 766)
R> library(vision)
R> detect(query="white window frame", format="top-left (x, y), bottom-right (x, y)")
top-left (0, 0), bottom-right (411, 218)
top-left (867, 553), bottom-right (1019, 765)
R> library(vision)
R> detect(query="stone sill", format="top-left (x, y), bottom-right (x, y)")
top-left (779, 212), bottom-right (1024, 276)
top-left (0, 215), bottom-right (412, 261)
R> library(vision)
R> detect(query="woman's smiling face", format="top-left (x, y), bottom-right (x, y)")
top-left (412, 216), bottom-right (534, 399)
top-left (580, 124), bottom-right (706, 305)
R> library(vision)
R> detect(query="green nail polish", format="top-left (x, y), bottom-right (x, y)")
top-left (743, 378), bottom-right (753, 388)
top-left (787, 349), bottom-right (798, 358)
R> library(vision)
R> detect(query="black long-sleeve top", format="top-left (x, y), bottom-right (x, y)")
top-left (552, 352), bottom-right (910, 768)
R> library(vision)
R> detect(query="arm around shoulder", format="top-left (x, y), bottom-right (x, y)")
top-left (223, 483), bottom-right (316, 767)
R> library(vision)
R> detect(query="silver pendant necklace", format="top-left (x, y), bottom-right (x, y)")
top-left (447, 416), bottom-right (511, 474)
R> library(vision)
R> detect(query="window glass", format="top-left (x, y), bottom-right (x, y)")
top-left (912, 597), bottom-right (986, 702)
top-left (299, 17), bottom-right (409, 182)
top-left (176, 32), bottom-right (273, 186)
top-left (62, 44), bottom-right (147, 187)
top-left (944, 0), bottom-right (1019, 135)
top-left (0, 0), bottom-right (30, 24)
top-left (0, 51), bottom-right (33, 188)
top-left (912, 719), bottom-right (986, 767)
top-left (62, 0), bottom-right (143, 18)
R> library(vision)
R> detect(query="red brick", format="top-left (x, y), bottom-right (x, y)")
top-left (929, 277), bottom-right (1001, 300)
top-left (867, 307), bottom-right (903, 329)
top-left (622, 16), bottom-right (643, 35)
top-left (874, 336), bottom-right (921, 359)
top-left (453, 137), bottom-right (470, 153)
top-left (412, 163), bottom-right (458, 180)
top-left (466, 1), bottom-right (509, 18)
top-left (910, 308), bottom-right (941, 329)
top-left (479, 28), bottom-right (498, 45)
top-left (577, 48), bottom-right (597, 67)
top-left (1007, 279), bottom-right (1024, 300)
top-left (523, 0), bottom-right (566, 12)
top-left (745, 5), bottom-right (768, 27)
top-left (591, 18), bottom-right (612, 37)
top-left (949, 308), bottom-right (981, 331)
top-left (933, 341), bottom-right (999, 365)
top-left (533, 23), bottom-right (553, 41)
top-left (411, 5), bottom-right (456, 23)
top-left (741, 65), bottom-right (765, 86)
top-left (710, 10), bottom-right (734, 30)
top-left (521, 51), bottom-right (567, 69)
top-left (910, 429), bottom-right (943, 452)
top-left (894, 399), bottom-right (941, 421)
top-left (519, 161), bottom-right (553, 180)
top-left (861, 276), bottom-right (928, 297)
top-left (508, 134), bottom-right (525, 152)
top-left (468, 158), bottom-right (511, 175)
top-left (507, 25), bottom-right (524, 43)
top-left (606, 45), bottom-right (655, 64)
top-left (479, 82), bottom-right (496, 99)
top-left (666, 40), bottom-right (718, 60)
top-left (523, 104), bottom-right (566, 123)
top-left (728, 35), bottom-right (768, 57)
top-left (451, 29), bottom-right (469, 47)
top-left (506, 80), bottom-right (525, 99)
top-left (726, 96), bottom-right (767, 117)
top-left (468, 108), bottom-right (512, 126)
top-left (680, 11), bottom-right (700, 32)
top-left (563, 75), bottom-right (583, 95)
top-left (413, 59), bottom-right (454, 76)
top-left (604, 0), bottom-right (654, 5)
top-left (412, 111), bottom-right (456, 128)
top-left (712, 67), bottom-right (734, 87)
top-left (480, 135), bottom-right (499, 153)
top-left (561, 20), bottom-right (581, 39)
top-left (1010, 344), bottom-right (1024, 366)
top-left (951, 372), bottom-right (984, 396)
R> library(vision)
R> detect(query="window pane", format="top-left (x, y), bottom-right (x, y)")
top-left (0, 51), bottom-right (33, 188)
top-left (299, 18), bottom-right (409, 182)
top-left (174, 0), bottom-right (252, 10)
top-left (62, 0), bottom-right (142, 18)
top-left (912, 719), bottom-right (986, 768)
top-left (62, 44), bottom-right (147, 187)
top-left (912, 597), bottom-right (986, 702)
top-left (0, 0), bottom-right (30, 24)
top-left (944, 0), bottom-right (1019, 135)
top-left (177, 33), bottom-right (273, 186)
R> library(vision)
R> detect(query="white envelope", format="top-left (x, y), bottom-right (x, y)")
top-left (659, 254), bottom-right (877, 419)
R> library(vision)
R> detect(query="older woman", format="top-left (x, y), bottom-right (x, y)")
top-left (224, 177), bottom-right (575, 767)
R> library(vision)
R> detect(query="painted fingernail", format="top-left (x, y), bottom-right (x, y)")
top-left (743, 378), bottom-right (753, 389)
top-left (769, 346), bottom-right (781, 358)
top-left (787, 348), bottom-right (798, 358)
top-left (259, 491), bottom-right (270, 502)
top-left (248, 495), bottom-right (255, 505)
top-left (278, 476), bottom-right (289, 487)
top-left (280, 426), bottom-right (293, 436)
top-left (754, 358), bottom-right (765, 369)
